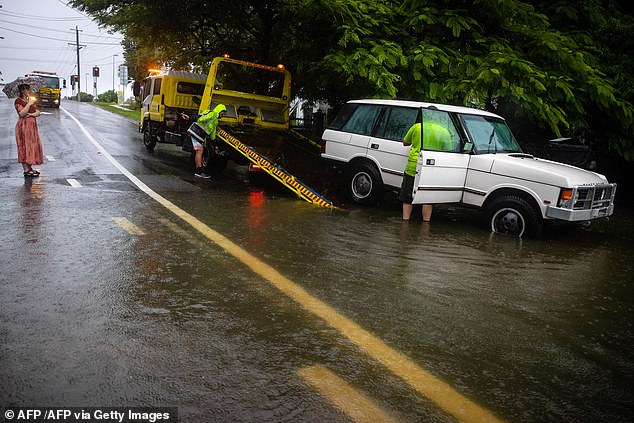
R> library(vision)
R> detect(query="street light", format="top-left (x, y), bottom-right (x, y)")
top-left (112, 54), bottom-right (118, 93)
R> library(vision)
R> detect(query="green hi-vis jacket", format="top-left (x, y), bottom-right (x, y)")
top-left (403, 122), bottom-right (452, 176)
top-left (197, 104), bottom-right (227, 144)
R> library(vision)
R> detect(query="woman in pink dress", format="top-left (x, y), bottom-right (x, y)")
top-left (14, 84), bottom-right (43, 177)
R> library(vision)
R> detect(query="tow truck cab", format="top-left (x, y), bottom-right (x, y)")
top-left (136, 70), bottom-right (206, 151)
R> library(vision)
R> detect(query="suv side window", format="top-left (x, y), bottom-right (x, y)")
top-left (422, 108), bottom-right (461, 152)
top-left (374, 106), bottom-right (418, 141)
top-left (329, 103), bottom-right (358, 130)
top-left (341, 104), bottom-right (382, 136)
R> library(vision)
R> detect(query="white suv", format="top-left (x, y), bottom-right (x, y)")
top-left (321, 99), bottom-right (616, 237)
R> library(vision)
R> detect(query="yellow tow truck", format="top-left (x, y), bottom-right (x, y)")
top-left (134, 57), bottom-right (331, 207)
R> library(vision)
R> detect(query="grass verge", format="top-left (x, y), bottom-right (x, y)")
top-left (92, 102), bottom-right (141, 122)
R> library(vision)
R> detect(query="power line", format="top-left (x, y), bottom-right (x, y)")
top-left (0, 19), bottom-right (122, 40)
top-left (55, 0), bottom-right (93, 20)
top-left (0, 56), bottom-right (75, 63)
top-left (0, 46), bottom-right (70, 51)
top-left (0, 10), bottom-right (90, 22)
top-left (0, 26), bottom-right (121, 45)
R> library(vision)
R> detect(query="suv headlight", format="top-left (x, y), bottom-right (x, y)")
top-left (558, 188), bottom-right (577, 209)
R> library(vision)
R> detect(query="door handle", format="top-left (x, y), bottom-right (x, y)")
top-left (370, 143), bottom-right (379, 149)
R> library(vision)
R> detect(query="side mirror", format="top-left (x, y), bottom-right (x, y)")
top-left (63, 79), bottom-right (67, 89)
top-left (463, 142), bottom-right (474, 153)
top-left (132, 81), bottom-right (141, 97)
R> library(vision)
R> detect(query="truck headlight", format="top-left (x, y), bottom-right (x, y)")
top-left (54, 99), bottom-right (59, 104)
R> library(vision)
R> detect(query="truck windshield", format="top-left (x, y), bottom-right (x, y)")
top-left (215, 61), bottom-right (285, 98)
top-left (461, 114), bottom-right (522, 153)
top-left (38, 76), bottom-right (60, 89)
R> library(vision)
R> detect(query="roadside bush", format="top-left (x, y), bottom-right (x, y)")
top-left (68, 92), bottom-right (94, 102)
top-left (97, 90), bottom-right (118, 103)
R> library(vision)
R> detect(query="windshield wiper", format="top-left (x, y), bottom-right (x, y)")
top-left (487, 128), bottom-right (497, 153)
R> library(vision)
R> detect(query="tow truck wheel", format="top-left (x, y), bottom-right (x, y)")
top-left (143, 123), bottom-right (156, 152)
top-left (485, 195), bottom-right (543, 238)
top-left (347, 162), bottom-right (383, 205)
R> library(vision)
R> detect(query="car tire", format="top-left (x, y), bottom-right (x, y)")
top-left (143, 122), bottom-right (156, 152)
top-left (485, 194), bottom-right (543, 238)
top-left (202, 147), bottom-right (228, 175)
top-left (347, 162), bottom-right (383, 205)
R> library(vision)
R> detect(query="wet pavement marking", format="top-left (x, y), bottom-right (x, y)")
top-left (62, 107), bottom-right (504, 423)
top-left (46, 155), bottom-right (56, 161)
top-left (158, 217), bottom-right (205, 247)
top-left (298, 365), bottom-right (397, 423)
top-left (66, 178), bottom-right (81, 187)
top-left (112, 217), bottom-right (146, 236)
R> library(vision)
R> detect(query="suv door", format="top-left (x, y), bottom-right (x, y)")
top-left (412, 108), bottom-right (471, 204)
top-left (370, 106), bottom-right (418, 189)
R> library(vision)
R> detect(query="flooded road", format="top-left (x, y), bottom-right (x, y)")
top-left (1, 99), bottom-right (633, 422)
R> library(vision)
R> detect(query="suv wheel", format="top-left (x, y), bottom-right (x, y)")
top-left (485, 195), bottom-right (543, 238)
top-left (347, 162), bottom-right (383, 205)
top-left (143, 122), bottom-right (156, 152)
top-left (202, 147), bottom-right (229, 175)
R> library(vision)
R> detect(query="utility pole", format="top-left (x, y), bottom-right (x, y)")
top-left (69, 26), bottom-right (85, 102)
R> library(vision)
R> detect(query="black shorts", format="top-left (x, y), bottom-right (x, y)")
top-left (399, 173), bottom-right (415, 204)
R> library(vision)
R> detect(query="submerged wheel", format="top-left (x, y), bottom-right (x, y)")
top-left (202, 147), bottom-right (228, 175)
top-left (347, 162), bottom-right (383, 205)
top-left (143, 122), bottom-right (156, 152)
top-left (485, 194), bottom-right (543, 238)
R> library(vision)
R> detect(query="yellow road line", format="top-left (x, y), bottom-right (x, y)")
top-left (298, 365), bottom-right (397, 423)
top-left (112, 217), bottom-right (146, 236)
top-left (64, 107), bottom-right (504, 423)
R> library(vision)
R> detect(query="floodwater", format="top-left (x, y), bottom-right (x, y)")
top-left (1, 100), bottom-right (633, 422)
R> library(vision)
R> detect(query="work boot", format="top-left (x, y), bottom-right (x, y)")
top-left (194, 168), bottom-right (211, 179)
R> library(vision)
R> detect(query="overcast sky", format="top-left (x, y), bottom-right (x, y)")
top-left (0, 0), bottom-right (127, 97)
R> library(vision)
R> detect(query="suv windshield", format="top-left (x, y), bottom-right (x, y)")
top-left (461, 114), bottom-right (522, 153)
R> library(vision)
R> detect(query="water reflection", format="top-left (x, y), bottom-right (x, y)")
top-left (20, 179), bottom-right (45, 244)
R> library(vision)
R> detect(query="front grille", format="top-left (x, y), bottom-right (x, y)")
top-left (573, 184), bottom-right (616, 210)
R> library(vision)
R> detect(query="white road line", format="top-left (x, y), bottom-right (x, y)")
top-left (66, 178), bottom-right (81, 187)
top-left (46, 155), bottom-right (56, 161)
top-left (59, 106), bottom-right (503, 423)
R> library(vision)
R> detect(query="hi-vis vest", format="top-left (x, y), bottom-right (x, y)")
top-left (197, 104), bottom-right (226, 142)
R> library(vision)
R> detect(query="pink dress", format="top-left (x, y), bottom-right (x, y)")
top-left (14, 97), bottom-right (43, 165)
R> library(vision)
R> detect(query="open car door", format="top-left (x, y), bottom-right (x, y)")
top-left (412, 107), bottom-right (471, 204)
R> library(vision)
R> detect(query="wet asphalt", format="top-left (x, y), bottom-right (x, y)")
top-left (1, 98), bottom-right (634, 422)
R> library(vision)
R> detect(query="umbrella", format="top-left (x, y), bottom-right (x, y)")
top-left (2, 76), bottom-right (46, 99)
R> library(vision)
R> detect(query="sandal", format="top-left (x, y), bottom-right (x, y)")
top-left (30, 169), bottom-right (40, 175)
top-left (23, 169), bottom-right (38, 177)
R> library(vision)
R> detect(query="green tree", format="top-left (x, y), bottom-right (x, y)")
top-left (69, 0), bottom-right (634, 159)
